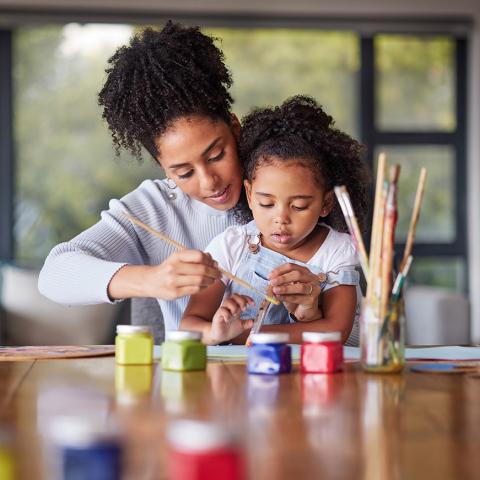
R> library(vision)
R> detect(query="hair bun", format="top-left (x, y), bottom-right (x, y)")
top-left (281, 95), bottom-right (333, 130)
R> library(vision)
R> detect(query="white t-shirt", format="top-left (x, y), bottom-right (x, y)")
top-left (205, 222), bottom-right (361, 346)
top-left (205, 223), bottom-right (359, 294)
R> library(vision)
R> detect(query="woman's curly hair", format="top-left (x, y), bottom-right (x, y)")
top-left (98, 21), bottom-right (233, 161)
top-left (236, 95), bottom-right (371, 232)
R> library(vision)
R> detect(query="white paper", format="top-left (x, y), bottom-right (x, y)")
top-left (154, 344), bottom-right (480, 361)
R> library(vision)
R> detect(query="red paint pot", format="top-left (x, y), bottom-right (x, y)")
top-left (167, 420), bottom-right (245, 480)
top-left (301, 332), bottom-right (343, 373)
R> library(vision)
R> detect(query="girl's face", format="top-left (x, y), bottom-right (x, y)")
top-left (245, 158), bottom-right (334, 256)
top-left (155, 115), bottom-right (243, 210)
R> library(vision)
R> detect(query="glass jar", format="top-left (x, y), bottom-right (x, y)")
top-left (360, 298), bottom-right (405, 373)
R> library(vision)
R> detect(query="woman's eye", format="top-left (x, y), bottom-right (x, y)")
top-left (259, 203), bottom-right (274, 208)
top-left (208, 150), bottom-right (225, 162)
top-left (177, 170), bottom-right (194, 179)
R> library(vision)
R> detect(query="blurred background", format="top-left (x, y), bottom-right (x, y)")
top-left (0, 0), bottom-right (479, 346)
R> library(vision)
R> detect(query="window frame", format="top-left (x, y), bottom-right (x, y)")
top-left (0, 29), bottom-right (14, 262)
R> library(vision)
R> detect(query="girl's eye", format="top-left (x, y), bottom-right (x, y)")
top-left (259, 203), bottom-right (274, 208)
top-left (292, 205), bottom-right (308, 211)
top-left (177, 170), bottom-right (194, 179)
top-left (208, 150), bottom-right (225, 162)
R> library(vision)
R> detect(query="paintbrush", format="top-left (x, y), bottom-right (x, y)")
top-left (391, 255), bottom-right (413, 302)
top-left (334, 186), bottom-right (370, 280)
top-left (122, 212), bottom-right (280, 305)
top-left (380, 164), bottom-right (401, 320)
top-left (366, 153), bottom-right (387, 304)
top-left (245, 299), bottom-right (271, 347)
top-left (400, 168), bottom-right (427, 272)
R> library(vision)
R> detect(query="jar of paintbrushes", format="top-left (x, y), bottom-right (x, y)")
top-left (360, 292), bottom-right (406, 373)
top-left (335, 152), bottom-right (427, 374)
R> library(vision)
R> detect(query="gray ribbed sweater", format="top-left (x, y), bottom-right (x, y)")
top-left (38, 179), bottom-right (238, 331)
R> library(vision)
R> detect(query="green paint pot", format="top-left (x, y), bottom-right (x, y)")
top-left (161, 331), bottom-right (206, 371)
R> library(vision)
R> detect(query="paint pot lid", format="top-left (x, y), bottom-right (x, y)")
top-left (250, 333), bottom-right (289, 344)
top-left (167, 420), bottom-right (236, 452)
top-left (116, 325), bottom-right (152, 334)
top-left (165, 330), bottom-right (202, 342)
top-left (48, 416), bottom-right (119, 447)
top-left (303, 331), bottom-right (341, 343)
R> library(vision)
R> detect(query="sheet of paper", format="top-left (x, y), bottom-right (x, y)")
top-left (154, 345), bottom-right (480, 361)
top-left (405, 346), bottom-right (480, 361)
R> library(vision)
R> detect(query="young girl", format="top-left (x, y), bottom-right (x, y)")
top-left (181, 95), bottom-right (370, 345)
top-left (38, 22), bottom-right (245, 337)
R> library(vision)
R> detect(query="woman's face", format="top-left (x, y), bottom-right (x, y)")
top-left (155, 115), bottom-right (243, 210)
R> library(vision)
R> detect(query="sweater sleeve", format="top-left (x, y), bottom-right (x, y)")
top-left (38, 181), bottom-right (163, 305)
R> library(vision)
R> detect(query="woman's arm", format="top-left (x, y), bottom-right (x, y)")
top-left (181, 281), bottom-right (254, 345)
top-left (107, 250), bottom-right (220, 301)
top-left (259, 285), bottom-right (357, 343)
top-left (39, 180), bottom-right (224, 304)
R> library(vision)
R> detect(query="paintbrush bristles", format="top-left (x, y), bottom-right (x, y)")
top-left (123, 212), bottom-right (280, 306)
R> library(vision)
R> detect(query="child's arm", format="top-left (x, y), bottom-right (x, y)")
top-left (258, 285), bottom-right (357, 343)
top-left (181, 280), bottom-right (254, 345)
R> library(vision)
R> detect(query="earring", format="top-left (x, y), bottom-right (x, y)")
top-left (166, 177), bottom-right (177, 200)
top-left (166, 177), bottom-right (177, 190)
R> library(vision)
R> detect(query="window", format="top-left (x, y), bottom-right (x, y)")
top-left (361, 34), bottom-right (466, 292)
top-left (13, 25), bottom-right (161, 265)
top-left (1, 23), bottom-right (467, 293)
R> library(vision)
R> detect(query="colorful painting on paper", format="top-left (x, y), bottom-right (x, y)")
top-left (0, 345), bottom-right (115, 361)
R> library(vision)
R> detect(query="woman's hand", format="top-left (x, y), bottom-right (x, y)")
top-left (108, 249), bottom-right (221, 301)
top-left (268, 263), bottom-right (322, 322)
top-left (205, 294), bottom-right (254, 345)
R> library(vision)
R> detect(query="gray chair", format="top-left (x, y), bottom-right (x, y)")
top-left (405, 285), bottom-right (470, 345)
top-left (1, 263), bottom-right (121, 345)
top-left (130, 297), bottom-right (165, 344)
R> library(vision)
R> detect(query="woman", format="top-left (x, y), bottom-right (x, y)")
top-left (38, 22), bottom-right (245, 334)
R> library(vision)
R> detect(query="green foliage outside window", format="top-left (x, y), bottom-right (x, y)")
top-left (12, 25), bottom-right (462, 292)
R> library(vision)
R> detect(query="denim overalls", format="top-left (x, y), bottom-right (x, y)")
top-left (228, 223), bottom-right (360, 339)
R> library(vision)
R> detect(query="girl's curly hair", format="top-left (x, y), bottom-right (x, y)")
top-left (236, 95), bottom-right (371, 232)
top-left (98, 21), bottom-right (233, 161)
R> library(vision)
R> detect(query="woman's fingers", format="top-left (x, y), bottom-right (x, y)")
top-left (167, 251), bottom-right (220, 278)
top-left (172, 249), bottom-right (217, 266)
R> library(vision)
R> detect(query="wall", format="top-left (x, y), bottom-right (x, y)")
top-left (1, 0), bottom-right (479, 341)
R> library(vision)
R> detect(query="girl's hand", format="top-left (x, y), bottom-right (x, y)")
top-left (268, 263), bottom-right (321, 322)
top-left (206, 294), bottom-right (254, 345)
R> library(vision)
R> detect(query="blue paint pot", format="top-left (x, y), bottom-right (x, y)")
top-left (63, 444), bottom-right (121, 480)
top-left (49, 417), bottom-right (122, 480)
top-left (247, 333), bottom-right (291, 375)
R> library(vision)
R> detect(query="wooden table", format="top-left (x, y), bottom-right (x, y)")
top-left (1, 355), bottom-right (479, 479)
